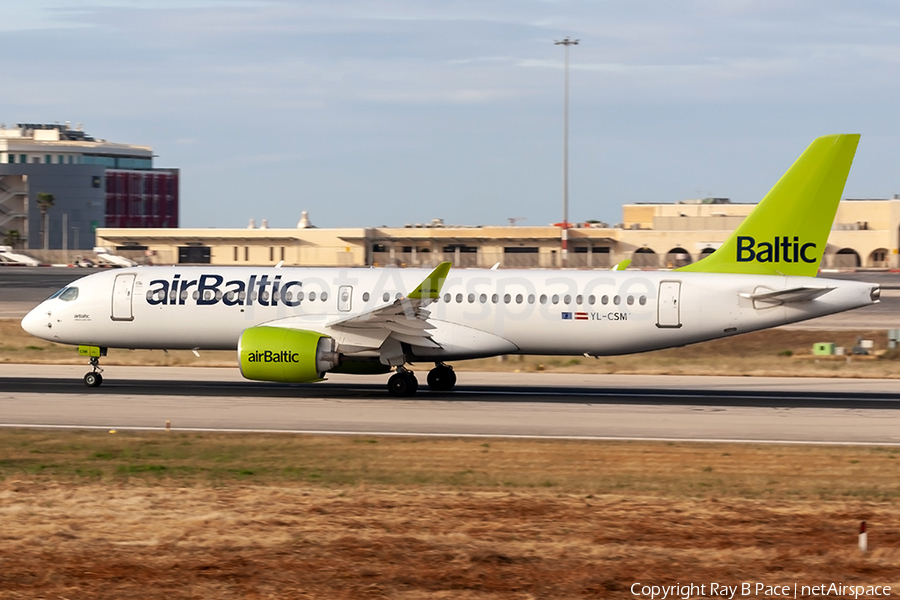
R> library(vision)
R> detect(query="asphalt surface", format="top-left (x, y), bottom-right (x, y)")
top-left (2, 366), bottom-right (899, 444)
top-left (0, 267), bottom-right (85, 318)
top-left (0, 267), bottom-right (84, 299)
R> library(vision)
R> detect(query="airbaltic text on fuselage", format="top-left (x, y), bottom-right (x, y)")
top-left (146, 274), bottom-right (303, 307)
top-left (736, 236), bottom-right (817, 263)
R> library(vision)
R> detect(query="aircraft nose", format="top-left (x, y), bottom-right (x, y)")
top-left (21, 303), bottom-right (51, 338)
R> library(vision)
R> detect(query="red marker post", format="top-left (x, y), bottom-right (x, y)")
top-left (859, 521), bottom-right (867, 553)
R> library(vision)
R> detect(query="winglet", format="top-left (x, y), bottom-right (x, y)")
top-left (407, 262), bottom-right (451, 299)
top-left (611, 259), bottom-right (631, 271)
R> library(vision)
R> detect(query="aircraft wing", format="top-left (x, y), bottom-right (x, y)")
top-left (326, 262), bottom-right (451, 349)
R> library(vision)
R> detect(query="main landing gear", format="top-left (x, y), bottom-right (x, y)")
top-left (386, 363), bottom-right (457, 397)
top-left (84, 356), bottom-right (103, 388)
top-left (426, 362), bottom-right (456, 392)
top-left (388, 367), bottom-right (418, 397)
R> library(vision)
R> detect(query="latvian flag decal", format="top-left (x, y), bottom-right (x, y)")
top-left (561, 312), bottom-right (589, 320)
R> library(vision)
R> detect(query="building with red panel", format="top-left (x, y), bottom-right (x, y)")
top-left (105, 169), bottom-right (178, 229)
top-left (0, 122), bottom-right (178, 249)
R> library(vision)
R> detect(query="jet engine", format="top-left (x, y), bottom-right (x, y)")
top-left (238, 326), bottom-right (341, 383)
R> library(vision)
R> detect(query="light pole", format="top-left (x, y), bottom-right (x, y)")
top-left (555, 36), bottom-right (578, 266)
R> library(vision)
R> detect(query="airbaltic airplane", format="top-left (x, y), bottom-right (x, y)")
top-left (22, 134), bottom-right (879, 396)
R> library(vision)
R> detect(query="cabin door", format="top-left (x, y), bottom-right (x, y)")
top-left (111, 274), bottom-right (136, 321)
top-left (657, 280), bottom-right (682, 328)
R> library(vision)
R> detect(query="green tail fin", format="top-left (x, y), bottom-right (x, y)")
top-left (678, 134), bottom-right (860, 277)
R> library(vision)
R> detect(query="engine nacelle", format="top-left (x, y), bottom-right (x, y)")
top-left (238, 326), bottom-right (341, 383)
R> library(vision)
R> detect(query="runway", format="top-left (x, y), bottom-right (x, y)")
top-left (2, 365), bottom-right (899, 445)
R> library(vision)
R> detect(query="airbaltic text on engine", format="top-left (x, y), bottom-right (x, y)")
top-left (246, 350), bottom-right (301, 363)
top-left (146, 274), bottom-right (302, 307)
top-left (736, 236), bottom-right (817, 263)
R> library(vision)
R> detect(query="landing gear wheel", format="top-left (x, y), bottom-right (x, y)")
top-left (84, 355), bottom-right (105, 388)
top-left (427, 364), bottom-right (457, 391)
top-left (84, 372), bottom-right (103, 388)
top-left (388, 371), bottom-right (419, 397)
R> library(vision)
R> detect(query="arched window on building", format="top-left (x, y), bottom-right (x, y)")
top-left (833, 248), bottom-right (861, 269)
top-left (632, 247), bottom-right (658, 268)
top-left (696, 247), bottom-right (717, 262)
top-left (868, 248), bottom-right (889, 268)
top-left (664, 247), bottom-right (692, 268)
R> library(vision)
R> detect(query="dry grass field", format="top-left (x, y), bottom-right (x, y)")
top-left (1, 431), bottom-right (899, 598)
top-left (4, 318), bottom-right (900, 378)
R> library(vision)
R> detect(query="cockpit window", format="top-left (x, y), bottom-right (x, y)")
top-left (47, 287), bottom-right (67, 300)
top-left (59, 287), bottom-right (79, 302)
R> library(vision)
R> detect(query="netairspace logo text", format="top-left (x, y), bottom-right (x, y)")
top-left (631, 582), bottom-right (891, 599)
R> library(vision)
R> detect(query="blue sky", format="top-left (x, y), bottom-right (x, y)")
top-left (3, 1), bottom-right (899, 228)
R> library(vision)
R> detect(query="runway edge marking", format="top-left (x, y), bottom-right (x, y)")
top-left (1, 423), bottom-right (899, 446)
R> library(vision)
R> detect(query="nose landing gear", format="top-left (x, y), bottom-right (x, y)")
top-left (78, 345), bottom-right (107, 388)
top-left (84, 359), bottom-right (103, 388)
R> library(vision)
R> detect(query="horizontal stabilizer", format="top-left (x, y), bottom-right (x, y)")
top-left (741, 286), bottom-right (835, 304)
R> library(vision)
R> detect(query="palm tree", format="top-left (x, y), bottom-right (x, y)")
top-left (36, 192), bottom-right (55, 250)
top-left (2, 229), bottom-right (21, 249)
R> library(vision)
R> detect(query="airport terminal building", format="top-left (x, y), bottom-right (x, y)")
top-left (0, 123), bottom-right (178, 250)
top-left (94, 197), bottom-right (900, 270)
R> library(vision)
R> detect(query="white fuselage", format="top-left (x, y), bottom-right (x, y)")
top-left (22, 266), bottom-right (877, 361)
